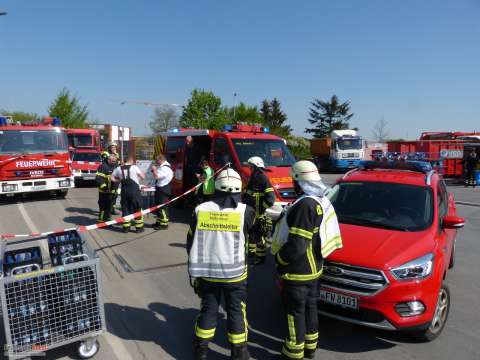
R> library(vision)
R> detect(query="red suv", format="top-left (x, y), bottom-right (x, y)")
top-left (320, 161), bottom-right (465, 341)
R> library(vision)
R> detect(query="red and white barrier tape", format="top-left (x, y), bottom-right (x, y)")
top-left (1, 164), bottom-right (229, 240)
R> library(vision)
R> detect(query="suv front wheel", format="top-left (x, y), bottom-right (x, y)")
top-left (412, 283), bottom-right (450, 342)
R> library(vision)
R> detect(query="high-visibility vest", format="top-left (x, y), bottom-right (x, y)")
top-left (189, 201), bottom-right (247, 279)
top-left (202, 167), bottom-right (215, 195)
top-left (271, 195), bottom-right (343, 259)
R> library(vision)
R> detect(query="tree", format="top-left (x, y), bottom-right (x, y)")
top-left (224, 102), bottom-right (262, 124)
top-left (306, 95), bottom-right (354, 138)
top-left (0, 110), bottom-right (40, 123)
top-left (372, 117), bottom-right (389, 142)
top-left (149, 106), bottom-right (180, 135)
top-left (260, 98), bottom-right (292, 137)
top-left (180, 89), bottom-right (228, 130)
top-left (48, 88), bottom-right (89, 128)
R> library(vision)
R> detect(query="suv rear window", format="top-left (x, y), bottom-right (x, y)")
top-left (328, 181), bottom-right (434, 232)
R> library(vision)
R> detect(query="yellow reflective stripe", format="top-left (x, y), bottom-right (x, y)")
top-left (96, 172), bottom-right (109, 178)
top-left (276, 252), bottom-right (289, 266)
top-left (305, 342), bottom-right (317, 350)
top-left (306, 242), bottom-right (317, 274)
top-left (305, 332), bottom-right (319, 341)
top-left (228, 332), bottom-right (247, 344)
top-left (262, 202), bottom-right (272, 209)
top-left (281, 269), bottom-right (323, 281)
top-left (195, 325), bottom-right (216, 339)
top-left (203, 270), bottom-right (248, 283)
top-left (265, 187), bottom-right (274, 193)
top-left (241, 301), bottom-right (248, 340)
top-left (289, 227), bottom-right (313, 240)
top-left (321, 235), bottom-right (343, 258)
top-left (316, 204), bottom-right (323, 215)
top-left (282, 346), bottom-right (304, 359)
top-left (287, 314), bottom-right (297, 345)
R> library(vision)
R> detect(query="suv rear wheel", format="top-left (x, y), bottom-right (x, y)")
top-left (412, 283), bottom-right (450, 342)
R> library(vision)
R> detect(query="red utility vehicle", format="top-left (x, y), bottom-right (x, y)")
top-left (321, 161), bottom-right (465, 341)
top-left (71, 150), bottom-right (102, 183)
top-left (162, 124), bottom-right (297, 218)
top-left (0, 117), bottom-right (74, 197)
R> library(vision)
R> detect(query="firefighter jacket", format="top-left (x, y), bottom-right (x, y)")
top-left (187, 198), bottom-right (256, 283)
top-left (275, 196), bottom-right (342, 283)
top-left (243, 169), bottom-right (275, 216)
top-left (96, 162), bottom-right (117, 194)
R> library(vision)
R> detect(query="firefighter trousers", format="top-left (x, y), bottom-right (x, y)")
top-left (194, 280), bottom-right (248, 347)
top-left (248, 215), bottom-right (269, 259)
top-left (154, 186), bottom-right (170, 228)
top-left (281, 279), bottom-right (319, 359)
top-left (121, 196), bottom-right (144, 230)
top-left (465, 169), bottom-right (477, 186)
top-left (98, 192), bottom-right (113, 222)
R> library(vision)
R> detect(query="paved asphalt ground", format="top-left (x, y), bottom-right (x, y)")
top-left (0, 174), bottom-right (479, 360)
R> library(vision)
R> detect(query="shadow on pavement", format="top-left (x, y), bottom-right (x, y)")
top-left (64, 206), bottom-right (98, 216)
top-left (105, 302), bottom-right (228, 360)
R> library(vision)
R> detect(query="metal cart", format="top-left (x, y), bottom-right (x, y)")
top-left (0, 230), bottom-right (105, 359)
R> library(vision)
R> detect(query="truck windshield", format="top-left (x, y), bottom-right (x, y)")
top-left (72, 152), bottom-right (102, 162)
top-left (337, 138), bottom-right (362, 150)
top-left (68, 134), bottom-right (94, 147)
top-left (233, 139), bottom-right (296, 167)
top-left (0, 130), bottom-right (68, 155)
top-left (328, 181), bottom-right (434, 231)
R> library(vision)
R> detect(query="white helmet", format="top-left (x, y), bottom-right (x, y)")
top-left (247, 156), bottom-right (265, 169)
top-left (215, 168), bottom-right (242, 193)
top-left (290, 160), bottom-right (321, 182)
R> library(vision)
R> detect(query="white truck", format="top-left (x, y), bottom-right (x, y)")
top-left (310, 129), bottom-right (364, 171)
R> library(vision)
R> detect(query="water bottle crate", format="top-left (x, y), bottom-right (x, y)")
top-left (0, 231), bottom-right (105, 359)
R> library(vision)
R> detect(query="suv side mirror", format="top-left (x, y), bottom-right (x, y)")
top-left (442, 215), bottom-right (465, 229)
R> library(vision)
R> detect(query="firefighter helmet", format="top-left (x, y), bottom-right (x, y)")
top-left (215, 168), bottom-right (242, 193)
top-left (108, 142), bottom-right (117, 148)
top-left (290, 160), bottom-right (321, 182)
top-left (247, 156), bottom-right (265, 168)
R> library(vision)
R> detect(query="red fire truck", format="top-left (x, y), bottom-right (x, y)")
top-left (162, 124), bottom-right (297, 218)
top-left (0, 116), bottom-right (74, 197)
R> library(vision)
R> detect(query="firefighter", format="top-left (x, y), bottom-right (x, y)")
top-left (102, 142), bottom-right (120, 213)
top-left (462, 150), bottom-right (478, 187)
top-left (111, 156), bottom-right (146, 233)
top-left (187, 168), bottom-right (257, 360)
top-left (95, 154), bottom-right (118, 222)
top-left (195, 159), bottom-right (215, 205)
top-left (101, 142), bottom-right (119, 163)
top-left (243, 156), bottom-right (275, 264)
top-left (275, 160), bottom-right (342, 359)
top-left (151, 153), bottom-right (174, 230)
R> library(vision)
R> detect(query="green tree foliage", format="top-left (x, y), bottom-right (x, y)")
top-left (0, 110), bottom-right (40, 123)
top-left (224, 102), bottom-right (263, 124)
top-left (260, 98), bottom-right (292, 137)
top-left (150, 106), bottom-right (180, 135)
top-left (180, 89), bottom-right (228, 130)
top-left (48, 88), bottom-right (89, 128)
top-left (306, 95), bottom-right (354, 138)
top-left (286, 136), bottom-right (311, 160)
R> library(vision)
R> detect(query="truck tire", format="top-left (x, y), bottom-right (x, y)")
top-left (411, 283), bottom-right (450, 342)
top-left (56, 189), bottom-right (69, 198)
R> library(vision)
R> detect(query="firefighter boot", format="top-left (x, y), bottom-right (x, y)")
top-left (304, 349), bottom-right (316, 359)
top-left (231, 343), bottom-right (250, 360)
top-left (193, 339), bottom-right (208, 360)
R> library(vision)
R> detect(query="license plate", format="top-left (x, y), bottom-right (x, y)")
top-left (319, 289), bottom-right (359, 310)
top-left (32, 185), bottom-right (47, 191)
top-left (82, 175), bottom-right (96, 180)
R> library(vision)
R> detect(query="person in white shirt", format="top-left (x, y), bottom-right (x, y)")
top-left (111, 156), bottom-right (146, 233)
top-left (151, 154), bottom-right (174, 230)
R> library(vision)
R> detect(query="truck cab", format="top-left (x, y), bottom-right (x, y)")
top-left (0, 116), bottom-right (74, 197)
top-left (330, 130), bottom-right (364, 169)
top-left (162, 124), bottom-right (297, 218)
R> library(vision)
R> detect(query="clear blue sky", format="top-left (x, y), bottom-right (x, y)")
top-left (1, 0), bottom-right (479, 139)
